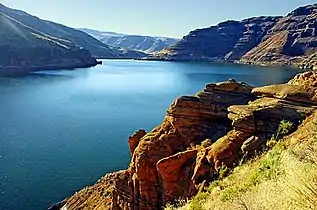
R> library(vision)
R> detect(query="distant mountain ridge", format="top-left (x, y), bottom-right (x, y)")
top-left (151, 4), bottom-right (317, 69)
top-left (0, 3), bottom-right (146, 59)
top-left (79, 28), bottom-right (179, 54)
top-left (0, 6), bottom-right (97, 76)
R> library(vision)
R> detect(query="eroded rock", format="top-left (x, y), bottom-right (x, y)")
top-left (60, 72), bottom-right (317, 210)
top-left (128, 130), bottom-right (147, 156)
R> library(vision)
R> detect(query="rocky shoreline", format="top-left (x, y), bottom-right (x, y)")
top-left (54, 71), bottom-right (317, 210)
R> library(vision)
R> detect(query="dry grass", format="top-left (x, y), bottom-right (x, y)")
top-left (168, 130), bottom-right (317, 210)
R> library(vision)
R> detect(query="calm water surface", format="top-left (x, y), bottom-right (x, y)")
top-left (0, 60), bottom-right (303, 210)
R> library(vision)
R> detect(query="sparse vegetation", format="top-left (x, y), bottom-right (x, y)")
top-left (276, 120), bottom-right (294, 139)
top-left (218, 164), bottom-right (230, 179)
top-left (167, 118), bottom-right (317, 210)
top-left (266, 120), bottom-right (294, 149)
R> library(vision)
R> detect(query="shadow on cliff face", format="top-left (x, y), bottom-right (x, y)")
top-left (59, 71), bottom-right (317, 210)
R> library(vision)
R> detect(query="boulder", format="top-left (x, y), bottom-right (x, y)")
top-left (157, 150), bottom-right (198, 202)
top-left (241, 135), bottom-right (266, 156)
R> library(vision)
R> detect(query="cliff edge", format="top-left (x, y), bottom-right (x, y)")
top-left (55, 70), bottom-right (317, 210)
top-left (149, 4), bottom-right (317, 69)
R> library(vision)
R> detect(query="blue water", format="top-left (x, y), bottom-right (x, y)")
top-left (0, 60), bottom-right (303, 210)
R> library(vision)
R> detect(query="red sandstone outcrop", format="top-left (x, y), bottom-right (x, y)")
top-left (60, 71), bottom-right (317, 210)
top-left (128, 130), bottom-right (147, 156)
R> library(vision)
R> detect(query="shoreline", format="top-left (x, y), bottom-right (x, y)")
top-left (135, 56), bottom-right (315, 70)
top-left (0, 61), bottom-right (99, 77)
top-left (0, 58), bottom-right (309, 78)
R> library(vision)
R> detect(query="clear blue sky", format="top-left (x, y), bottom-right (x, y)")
top-left (1, 0), bottom-right (316, 38)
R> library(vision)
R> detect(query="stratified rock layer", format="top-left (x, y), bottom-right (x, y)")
top-left (59, 71), bottom-right (317, 210)
top-left (241, 4), bottom-right (317, 68)
top-left (153, 17), bottom-right (280, 62)
top-left (148, 4), bottom-right (316, 68)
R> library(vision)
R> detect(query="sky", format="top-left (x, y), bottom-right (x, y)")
top-left (1, 0), bottom-right (316, 38)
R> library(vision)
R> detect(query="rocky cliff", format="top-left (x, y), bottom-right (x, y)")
top-left (0, 11), bottom-right (97, 77)
top-left (56, 71), bottom-right (317, 210)
top-left (241, 4), bottom-right (317, 68)
top-left (150, 4), bottom-right (316, 69)
top-left (154, 17), bottom-right (280, 62)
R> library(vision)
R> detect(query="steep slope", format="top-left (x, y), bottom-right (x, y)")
top-left (152, 17), bottom-right (280, 61)
top-left (79, 28), bottom-right (179, 54)
top-left (241, 4), bottom-right (317, 68)
top-left (0, 12), bottom-right (97, 76)
top-left (151, 4), bottom-right (316, 68)
top-left (172, 110), bottom-right (317, 210)
top-left (54, 71), bottom-right (317, 210)
top-left (0, 4), bottom-right (146, 59)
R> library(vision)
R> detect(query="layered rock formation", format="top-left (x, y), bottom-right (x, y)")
top-left (0, 11), bottom-right (97, 76)
top-left (152, 17), bottom-right (280, 62)
top-left (241, 4), bottom-right (317, 68)
top-left (149, 4), bottom-right (316, 68)
top-left (58, 71), bottom-right (317, 210)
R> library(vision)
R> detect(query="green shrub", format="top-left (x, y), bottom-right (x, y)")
top-left (218, 164), bottom-right (230, 179)
top-left (266, 135), bottom-right (278, 149)
top-left (267, 120), bottom-right (294, 149)
top-left (276, 120), bottom-right (294, 139)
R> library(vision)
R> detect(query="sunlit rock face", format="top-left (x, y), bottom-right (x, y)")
top-left (60, 71), bottom-right (317, 210)
top-left (241, 4), bottom-right (317, 68)
top-left (150, 17), bottom-right (281, 62)
top-left (150, 4), bottom-right (316, 68)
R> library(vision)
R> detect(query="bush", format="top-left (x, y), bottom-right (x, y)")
top-left (276, 120), bottom-right (294, 139)
top-left (267, 120), bottom-right (294, 148)
top-left (219, 164), bottom-right (230, 179)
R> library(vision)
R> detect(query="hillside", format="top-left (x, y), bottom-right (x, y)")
top-left (0, 3), bottom-right (146, 59)
top-left (0, 11), bottom-right (97, 76)
top-left (241, 4), bottom-right (317, 68)
top-left (79, 28), bottom-right (179, 54)
top-left (168, 111), bottom-right (317, 210)
top-left (151, 4), bottom-right (317, 69)
top-left (52, 70), bottom-right (317, 210)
